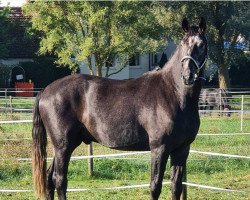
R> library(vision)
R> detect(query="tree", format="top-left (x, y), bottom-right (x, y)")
top-left (23, 1), bottom-right (167, 77)
top-left (205, 2), bottom-right (250, 89)
top-left (0, 6), bottom-right (13, 58)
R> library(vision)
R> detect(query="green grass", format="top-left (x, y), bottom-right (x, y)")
top-left (199, 116), bottom-right (250, 133)
top-left (0, 96), bottom-right (34, 121)
top-left (0, 157), bottom-right (249, 199)
top-left (0, 97), bottom-right (34, 109)
top-left (0, 113), bottom-right (249, 199)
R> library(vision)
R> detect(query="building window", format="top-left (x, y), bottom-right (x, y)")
top-left (129, 55), bottom-right (140, 66)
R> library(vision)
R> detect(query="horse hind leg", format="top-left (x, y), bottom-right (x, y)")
top-left (49, 123), bottom-right (83, 200)
top-left (52, 148), bottom-right (71, 200)
top-left (46, 158), bottom-right (55, 200)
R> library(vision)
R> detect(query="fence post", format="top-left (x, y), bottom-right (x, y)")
top-left (4, 89), bottom-right (8, 118)
top-left (88, 143), bottom-right (93, 176)
top-left (181, 166), bottom-right (187, 200)
top-left (4, 88), bottom-right (7, 107)
top-left (9, 96), bottom-right (13, 116)
top-left (219, 89), bottom-right (222, 116)
top-left (4, 88), bottom-right (7, 100)
top-left (240, 95), bottom-right (244, 132)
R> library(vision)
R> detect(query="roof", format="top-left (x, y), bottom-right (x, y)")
top-left (8, 7), bottom-right (29, 20)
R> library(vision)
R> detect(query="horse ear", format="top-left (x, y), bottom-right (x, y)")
top-left (182, 18), bottom-right (190, 32)
top-left (199, 17), bottom-right (206, 33)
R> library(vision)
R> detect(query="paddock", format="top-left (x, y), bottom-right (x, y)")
top-left (0, 88), bottom-right (249, 199)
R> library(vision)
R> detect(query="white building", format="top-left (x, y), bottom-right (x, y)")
top-left (80, 42), bottom-right (177, 80)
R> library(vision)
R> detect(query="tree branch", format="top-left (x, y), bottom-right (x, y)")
top-left (106, 64), bottom-right (127, 78)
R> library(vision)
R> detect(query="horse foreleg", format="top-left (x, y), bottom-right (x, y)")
top-left (150, 145), bottom-right (169, 200)
top-left (170, 145), bottom-right (190, 200)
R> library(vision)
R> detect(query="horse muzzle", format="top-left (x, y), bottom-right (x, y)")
top-left (182, 73), bottom-right (197, 86)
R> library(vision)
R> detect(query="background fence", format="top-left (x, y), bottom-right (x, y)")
top-left (1, 88), bottom-right (250, 130)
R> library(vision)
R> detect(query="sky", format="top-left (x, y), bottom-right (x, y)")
top-left (0, 0), bottom-right (26, 7)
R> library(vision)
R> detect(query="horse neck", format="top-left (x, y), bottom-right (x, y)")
top-left (162, 46), bottom-right (202, 109)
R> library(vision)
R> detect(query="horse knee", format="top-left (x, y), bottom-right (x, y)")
top-left (52, 172), bottom-right (67, 190)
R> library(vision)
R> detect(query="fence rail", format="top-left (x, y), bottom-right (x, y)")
top-left (0, 181), bottom-right (245, 194)
top-left (1, 88), bottom-right (250, 111)
top-left (1, 149), bottom-right (249, 162)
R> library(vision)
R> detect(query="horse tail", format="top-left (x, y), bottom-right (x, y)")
top-left (32, 91), bottom-right (47, 199)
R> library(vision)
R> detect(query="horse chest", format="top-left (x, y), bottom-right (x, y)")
top-left (172, 112), bottom-right (200, 144)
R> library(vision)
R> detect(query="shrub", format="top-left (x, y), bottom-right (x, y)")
top-left (20, 57), bottom-right (75, 88)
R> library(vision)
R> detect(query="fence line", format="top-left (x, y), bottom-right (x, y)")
top-left (199, 109), bottom-right (250, 113)
top-left (0, 108), bottom-right (32, 112)
top-left (1, 149), bottom-right (249, 162)
top-left (189, 150), bottom-right (250, 159)
top-left (1, 88), bottom-right (249, 93)
top-left (1, 132), bottom-right (249, 141)
top-left (0, 181), bottom-right (245, 194)
top-left (198, 132), bottom-right (250, 136)
top-left (0, 138), bottom-right (32, 141)
top-left (0, 132), bottom-right (30, 134)
top-left (4, 108), bottom-right (250, 113)
top-left (0, 120), bottom-right (32, 124)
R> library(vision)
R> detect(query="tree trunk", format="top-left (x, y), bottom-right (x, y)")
top-left (96, 65), bottom-right (102, 77)
top-left (218, 64), bottom-right (231, 89)
top-left (216, 29), bottom-right (231, 89)
top-left (87, 57), bottom-right (94, 75)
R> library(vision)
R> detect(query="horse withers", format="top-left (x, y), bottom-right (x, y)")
top-left (32, 18), bottom-right (208, 200)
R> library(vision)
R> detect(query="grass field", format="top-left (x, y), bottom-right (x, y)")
top-left (0, 116), bottom-right (249, 200)
top-left (0, 95), bottom-right (250, 199)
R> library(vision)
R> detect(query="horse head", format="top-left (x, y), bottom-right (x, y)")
top-left (180, 17), bottom-right (208, 86)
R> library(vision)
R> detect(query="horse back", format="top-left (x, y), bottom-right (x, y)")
top-left (39, 74), bottom-right (154, 150)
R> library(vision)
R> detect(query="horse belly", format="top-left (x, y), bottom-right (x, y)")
top-left (95, 123), bottom-right (149, 151)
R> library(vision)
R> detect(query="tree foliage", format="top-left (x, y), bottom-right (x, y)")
top-left (0, 6), bottom-right (13, 58)
top-left (23, 1), bottom-right (167, 77)
top-left (23, 1), bottom-right (249, 86)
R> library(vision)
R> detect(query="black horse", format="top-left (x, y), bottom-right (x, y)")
top-left (200, 88), bottom-right (231, 116)
top-left (32, 18), bottom-right (207, 200)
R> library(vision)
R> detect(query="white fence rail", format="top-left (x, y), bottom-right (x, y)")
top-left (1, 88), bottom-right (250, 113)
top-left (0, 181), bottom-right (246, 194)
top-left (1, 149), bottom-right (249, 162)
